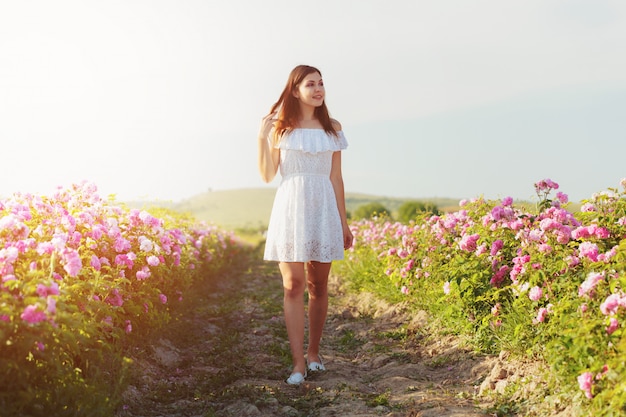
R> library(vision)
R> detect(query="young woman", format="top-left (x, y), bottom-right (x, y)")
top-left (257, 65), bottom-right (353, 385)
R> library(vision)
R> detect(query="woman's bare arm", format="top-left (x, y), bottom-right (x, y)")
top-left (330, 148), bottom-right (354, 249)
top-left (258, 113), bottom-right (280, 183)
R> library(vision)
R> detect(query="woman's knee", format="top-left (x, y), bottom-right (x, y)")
top-left (280, 263), bottom-right (306, 294)
top-left (283, 277), bottom-right (306, 298)
top-left (306, 263), bottom-right (330, 299)
top-left (307, 282), bottom-right (328, 299)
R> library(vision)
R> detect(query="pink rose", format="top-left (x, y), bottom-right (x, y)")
top-left (606, 317), bottom-right (619, 335)
top-left (21, 305), bottom-right (47, 324)
top-left (577, 372), bottom-right (594, 399)
top-left (147, 255), bottom-right (160, 266)
top-left (535, 307), bottom-right (548, 323)
top-left (490, 240), bottom-right (503, 256)
top-left (600, 293), bottom-right (621, 316)
top-left (529, 286), bottom-right (543, 302)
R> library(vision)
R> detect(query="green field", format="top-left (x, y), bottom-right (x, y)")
top-left (127, 188), bottom-right (462, 230)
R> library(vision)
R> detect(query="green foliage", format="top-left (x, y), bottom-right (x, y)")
top-left (338, 234), bottom-right (405, 306)
top-left (0, 185), bottom-right (241, 416)
top-left (353, 202), bottom-right (391, 220)
top-left (366, 391), bottom-right (391, 407)
top-left (337, 179), bottom-right (626, 416)
top-left (397, 201), bottom-right (440, 223)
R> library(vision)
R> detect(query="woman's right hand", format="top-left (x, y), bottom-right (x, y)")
top-left (258, 112), bottom-right (277, 143)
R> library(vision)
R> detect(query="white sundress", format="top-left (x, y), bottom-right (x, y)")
top-left (263, 128), bottom-right (349, 263)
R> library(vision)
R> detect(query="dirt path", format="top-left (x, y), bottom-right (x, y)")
top-left (115, 250), bottom-right (501, 417)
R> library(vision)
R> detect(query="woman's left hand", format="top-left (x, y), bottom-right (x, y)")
top-left (343, 226), bottom-right (354, 250)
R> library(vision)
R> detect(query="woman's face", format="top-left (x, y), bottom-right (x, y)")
top-left (293, 72), bottom-right (325, 108)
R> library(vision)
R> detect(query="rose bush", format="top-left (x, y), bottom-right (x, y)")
top-left (0, 182), bottom-right (240, 416)
top-left (340, 178), bottom-right (626, 415)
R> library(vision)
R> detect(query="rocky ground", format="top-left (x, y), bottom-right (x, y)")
top-left (114, 250), bottom-right (561, 417)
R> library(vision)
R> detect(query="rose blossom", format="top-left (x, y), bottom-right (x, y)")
top-left (578, 372), bottom-right (594, 399)
top-left (147, 255), bottom-right (160, 266)
top-left (600, 293), bottom-right (622, 316)
top-left (21, 305), bottom-right (47, 324)
top-left (579, 272), bottom-right (604, 297)
top-left (535, 307), bottom-right (549, 323)
top-left (490, 240), bottom-right (503, 256)
top-left (529, 286), bottom-right (543, 302)
top-left (459, 233), bottom-right (480, 252)
top-left (606, 317), bottom-right (619, 335)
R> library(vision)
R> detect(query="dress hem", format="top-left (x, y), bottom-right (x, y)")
top-left (263, 256), bottom-right (344, 263)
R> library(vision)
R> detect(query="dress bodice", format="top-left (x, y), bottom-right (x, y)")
top-left (275, 129), bottom-right (348, 179)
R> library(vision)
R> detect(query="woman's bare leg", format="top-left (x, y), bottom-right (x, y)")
top-left (279, 262), bottom-right (307, 375)
top-left (306, 261), bottom-right (331, 364)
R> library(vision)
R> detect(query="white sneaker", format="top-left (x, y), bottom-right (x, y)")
top-left (307, 357), bottom-right (326, 372)
top-left (285, 371), bottom-right (306, 385)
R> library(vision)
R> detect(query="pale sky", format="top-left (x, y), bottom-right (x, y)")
top-left (2, 0), bottom-right (625, 204)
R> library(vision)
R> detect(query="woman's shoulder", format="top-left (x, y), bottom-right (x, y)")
top-left (330, 120), bottom-right (347, 147)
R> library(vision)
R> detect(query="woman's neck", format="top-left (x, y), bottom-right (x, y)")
top-left (296, 102), bottom-right (322, 128)
top-left (298, 102), bottom-right (316, 121)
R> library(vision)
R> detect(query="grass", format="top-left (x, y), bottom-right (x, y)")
top-left (335, 329), bottom-right (366, 353)
top-left (366, 391), bottom-right (391, 407)
top-left (378, 327), bottom-right (409, 342)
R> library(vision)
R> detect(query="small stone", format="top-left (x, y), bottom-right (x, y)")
top-left (372, 354), bottom-right (390, 368)
top-left (224, 402), bottom-right (261, 416)
top-left (342, 309), bottom-right (354, 319)
top-left (495, 379), bottom-right (509, 394)
top-left (281, 405), bottom-right (299, 416)
top-left (489, 363), bottom-right (508, 380)
top-left (479, 377), bottom-right (495, 395)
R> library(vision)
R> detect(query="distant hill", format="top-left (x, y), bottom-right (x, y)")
top-left (344, 193), bottom-right (461, 217)
top-left (127, 188), bottom-right (462, 230)
top-left (174, 188), bottom-right (277, 230)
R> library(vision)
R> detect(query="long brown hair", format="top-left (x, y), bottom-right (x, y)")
top-left (269, 65), bottom-right (337, 142)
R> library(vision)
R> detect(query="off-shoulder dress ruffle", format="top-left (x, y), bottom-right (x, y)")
top-left (274, 129), bottom-right (348, 153)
